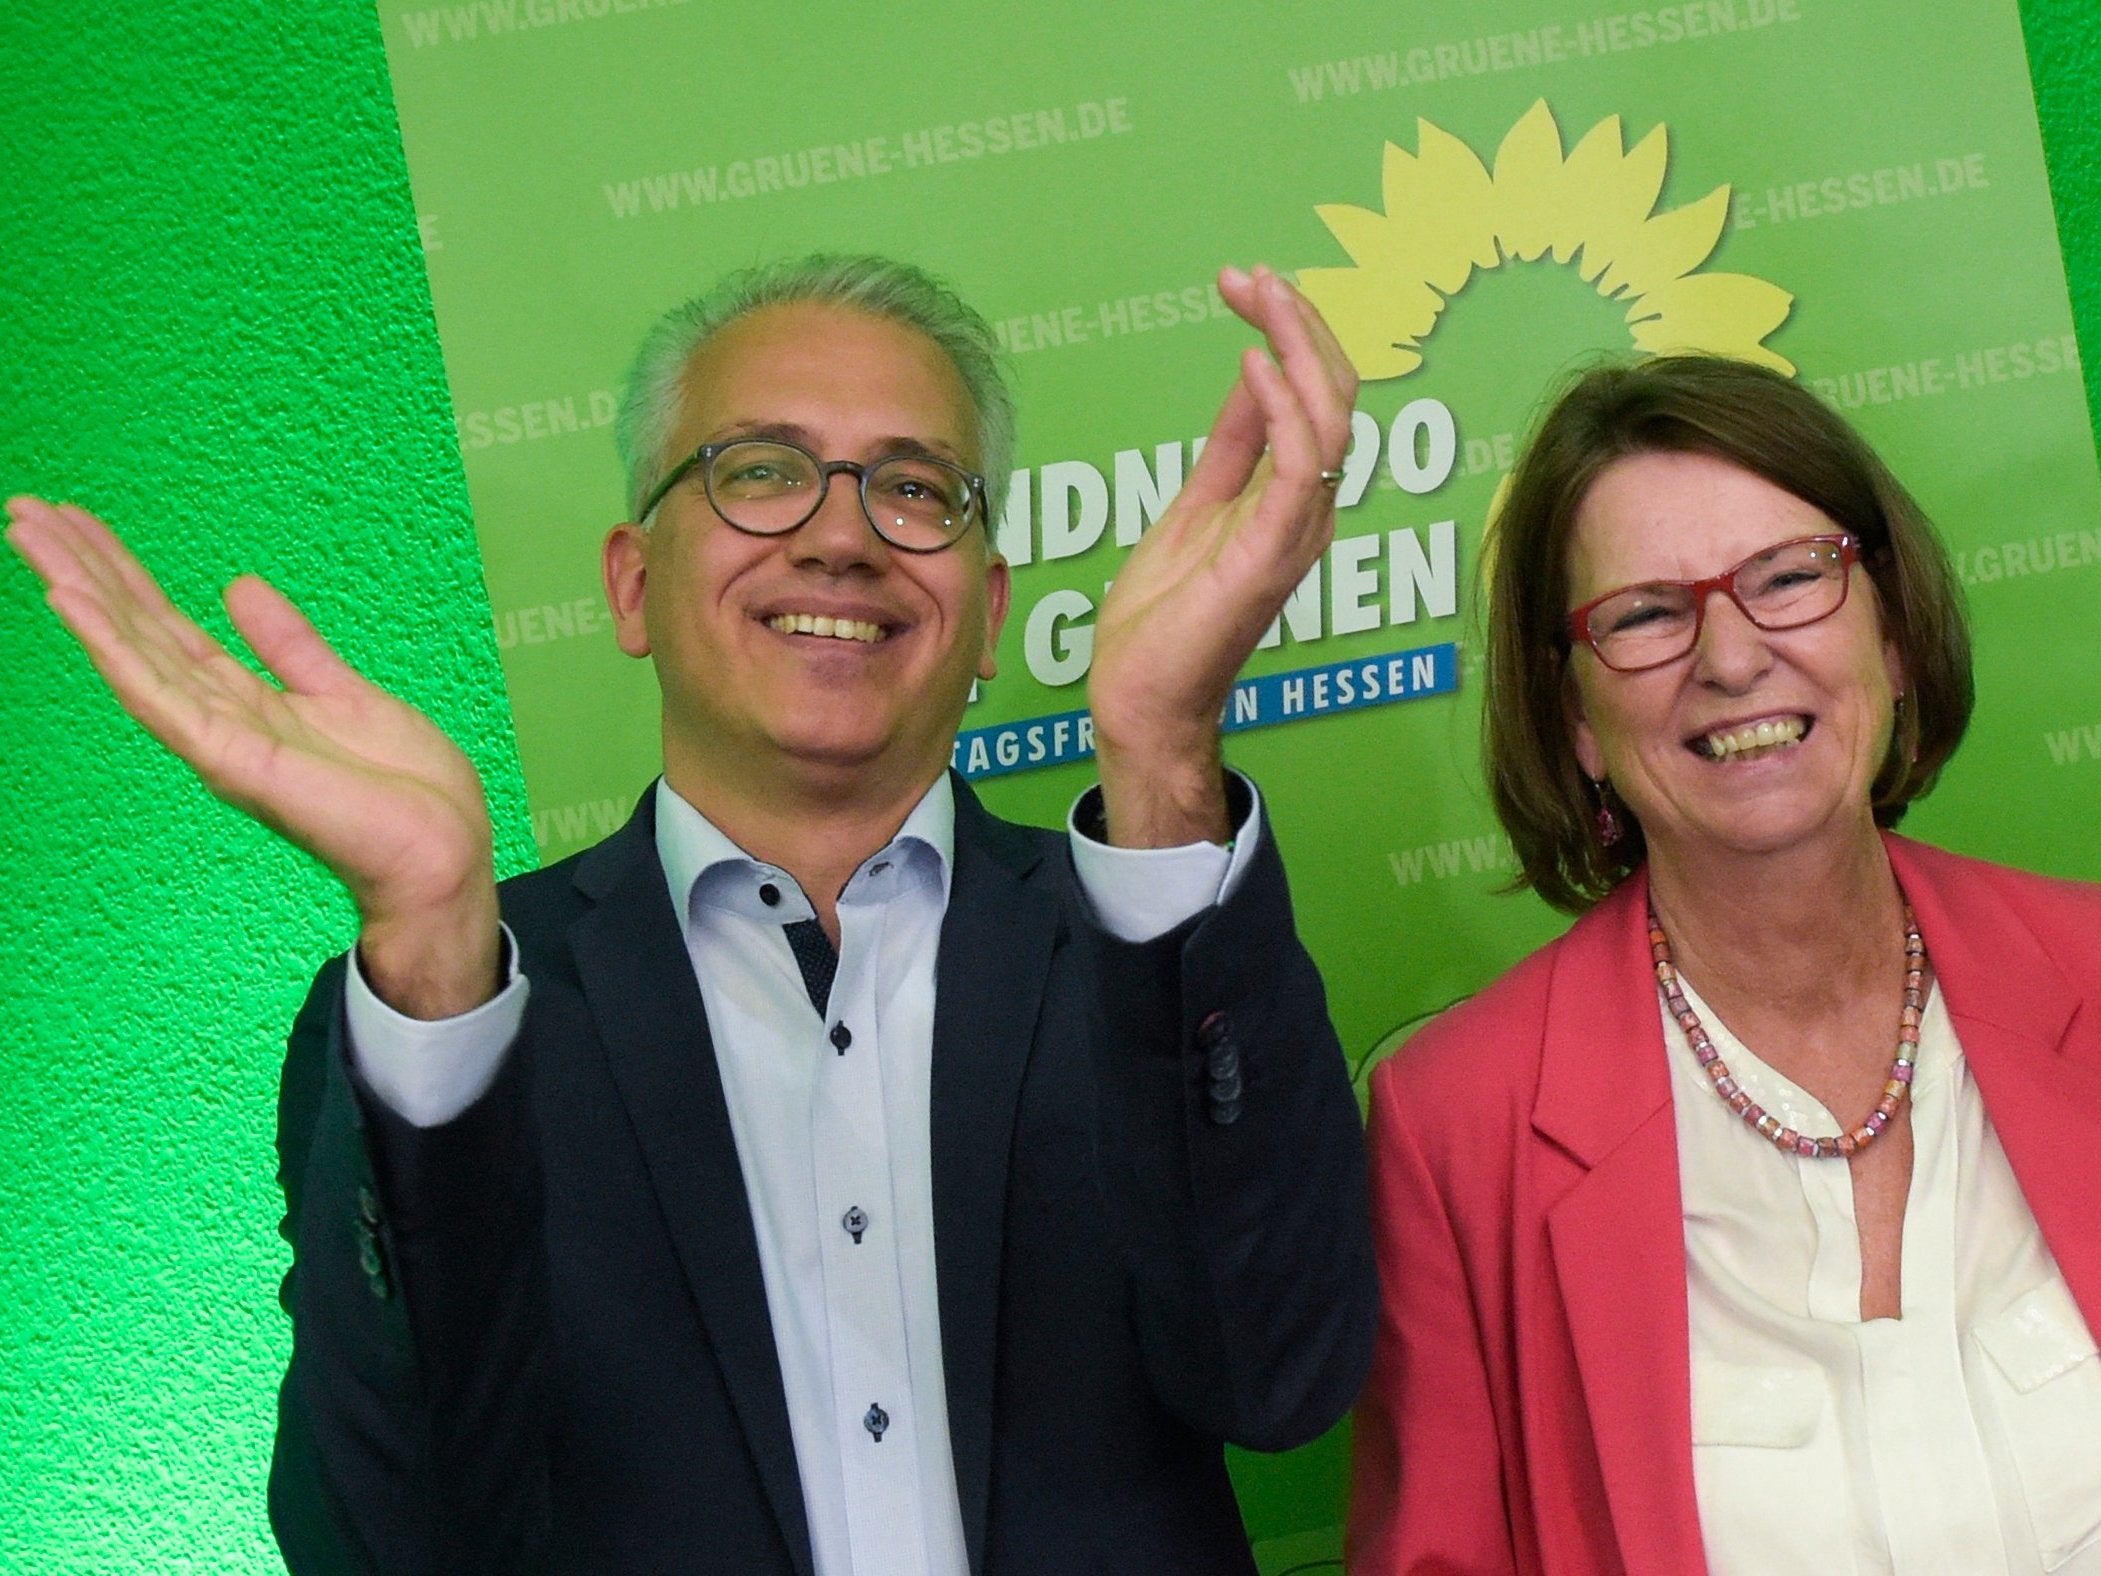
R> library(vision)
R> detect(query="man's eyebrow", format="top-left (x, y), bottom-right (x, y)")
top-left (710, 419), bottom-right (817, 447)
top-left (875, 435), bottom-right (970, 467)
top-left (710, 420), bottom-right (970, 467)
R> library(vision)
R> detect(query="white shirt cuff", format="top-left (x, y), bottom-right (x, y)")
top-left (1067, 774), bottom-right (1264, 943)
top-left (344, 926), bottom-right (529, 1128)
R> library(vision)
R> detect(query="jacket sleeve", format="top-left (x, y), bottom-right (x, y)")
top-left (1347, 1061), bottom-right (1518, 1574)
top-left (268, 955), bottom-right (551, 1576)
top-left (1082, 813), bottom-right (1378, 1452)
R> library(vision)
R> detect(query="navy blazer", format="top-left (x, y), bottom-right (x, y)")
top-left (268, 777), bottom-right (1375, 1574)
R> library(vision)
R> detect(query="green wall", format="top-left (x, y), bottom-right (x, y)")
top-left (0, 2), bottom-right (2095, 1569)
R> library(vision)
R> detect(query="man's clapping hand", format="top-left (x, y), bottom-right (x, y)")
top-left (6, 496), bottom-right (502, 1017)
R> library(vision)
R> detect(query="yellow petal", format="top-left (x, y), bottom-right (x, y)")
top-left (1475, 472), bottom-right (1516, 592)
top-left (1383, 121), bottom-right (1500, 292)
top-left (1573, 122), bottom-right (1670, 286)
top-left (1626, 272), bottom-right (1796, 372)
top-left (1296, 266), bottom-right (1439, 379)
top-left (1595, 185), bottom-right (1731, 299)
top-left (1318, 202), bottom-right (1445, 283)
top-left (1554, 116), bottom-right (1627, 268)
top-left (1490, 101), bottom-right (1567, 263)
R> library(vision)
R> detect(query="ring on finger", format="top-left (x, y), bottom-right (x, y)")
top-left (1318, 468), bottom-right (1346, 489)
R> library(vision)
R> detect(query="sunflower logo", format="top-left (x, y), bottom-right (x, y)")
top-left (1299, 100), bottom-right (1794, 382)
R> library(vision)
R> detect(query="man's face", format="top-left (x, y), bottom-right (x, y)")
top-left (604, 301), bottom-right (1010, 805)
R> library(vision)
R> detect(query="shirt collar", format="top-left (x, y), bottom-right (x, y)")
top-left (653, 773), bottom-right (955, 927)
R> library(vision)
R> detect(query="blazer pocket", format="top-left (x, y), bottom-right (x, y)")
top-left (1691, 1363), bottom-right (1823, 1450)
top-left (1976, 1279), bottom-right (2101, 1572)
top-left (1690, 1363), bottom-right (1859, 1574)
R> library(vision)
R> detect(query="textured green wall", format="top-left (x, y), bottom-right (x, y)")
top-left (0, 2), bottom-right (2095, 1569)
top-left (0, 3), bottom-right (531, 1570)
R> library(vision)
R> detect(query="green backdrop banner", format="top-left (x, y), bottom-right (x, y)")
top-left (379, 0), bottom-right (2100, 1559)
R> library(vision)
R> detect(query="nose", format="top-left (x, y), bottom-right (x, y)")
top-left (1689, 586), bottom-right (1773, 691)
top-left (790, 469), bottom-right (889, 573)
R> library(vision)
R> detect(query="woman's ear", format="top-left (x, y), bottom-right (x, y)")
top-left (1564, 664), bottom-right (1606, 781)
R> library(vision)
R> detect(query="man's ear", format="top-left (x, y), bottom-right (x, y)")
top-left (977, 553), bottom-right (1011, 682)
top-left (602, 522), bottom-right (653, 659)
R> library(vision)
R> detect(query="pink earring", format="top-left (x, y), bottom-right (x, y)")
top-left (1591, 778), bottom-right (1623, 847)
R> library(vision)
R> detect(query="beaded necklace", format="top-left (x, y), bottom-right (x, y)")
top-left (1648, 901), bottom-right (1926, 1160)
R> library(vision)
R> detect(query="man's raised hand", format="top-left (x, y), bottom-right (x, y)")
top-left (1087, 266), bottom-right (1358, 847)
top-left (6, 497), bottom-right (501, 1018)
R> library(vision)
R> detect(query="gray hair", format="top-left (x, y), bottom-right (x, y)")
top-left (616, 253), bottom-right (1018, 526)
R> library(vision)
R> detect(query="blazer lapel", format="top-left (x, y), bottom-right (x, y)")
top-left (928, 779), bottom-right (1059, 1576)
top-left (569, 801), bottom-right (815, 1576)
top-left (1533, 872), bottom-right (1707, 1573)
top-left (1890, 838), bottom-right (2101, 1329)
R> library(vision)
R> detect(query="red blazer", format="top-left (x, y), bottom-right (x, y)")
top-left (1348, 836), bottom-right (2101, 1574)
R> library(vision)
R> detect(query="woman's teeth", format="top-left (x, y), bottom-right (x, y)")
top-left (767, 613), bottom-right (886, 644)
top-left (1699, 717), bottom-right (1806, 760)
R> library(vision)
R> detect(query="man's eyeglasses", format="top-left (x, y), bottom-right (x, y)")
top-left (1566, 533), bottom-right (1864, 673)
top-left (639, 437), bottom-right (987, 554)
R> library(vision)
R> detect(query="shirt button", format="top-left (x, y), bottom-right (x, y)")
top-left (830, 1021), bottom-right (853, 1053)
top-left (864, 1403), bottom-right (889, 1442)
top-left (758, 882), bottom-right (781, 907)
top-left (842, 1206), bottom-right (869, 1243)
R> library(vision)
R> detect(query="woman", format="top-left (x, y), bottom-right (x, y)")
top-left (1348, 356), bottom-right (2101, 1573)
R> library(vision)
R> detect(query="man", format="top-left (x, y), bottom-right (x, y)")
top-left (6, 253), bottom-right (1374, 1574)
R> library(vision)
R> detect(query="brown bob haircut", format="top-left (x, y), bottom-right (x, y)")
top-left (1483, 354), bottom-right (1973, 914)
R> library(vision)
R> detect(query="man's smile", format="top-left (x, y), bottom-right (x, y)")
top-left (762, 610), bottom-right (893, 645)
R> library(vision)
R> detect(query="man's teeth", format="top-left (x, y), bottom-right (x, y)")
top-left (1701, 717), bottom-right (1807, 760)
top-left (766, 613), bottom-right (887, 644)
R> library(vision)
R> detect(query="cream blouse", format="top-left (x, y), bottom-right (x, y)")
top-left (1665, 979), bottom-right (2101, 1574)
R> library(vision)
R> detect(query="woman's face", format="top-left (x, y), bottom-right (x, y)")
top-left (1562, 449), bottom-right (1903, 871)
